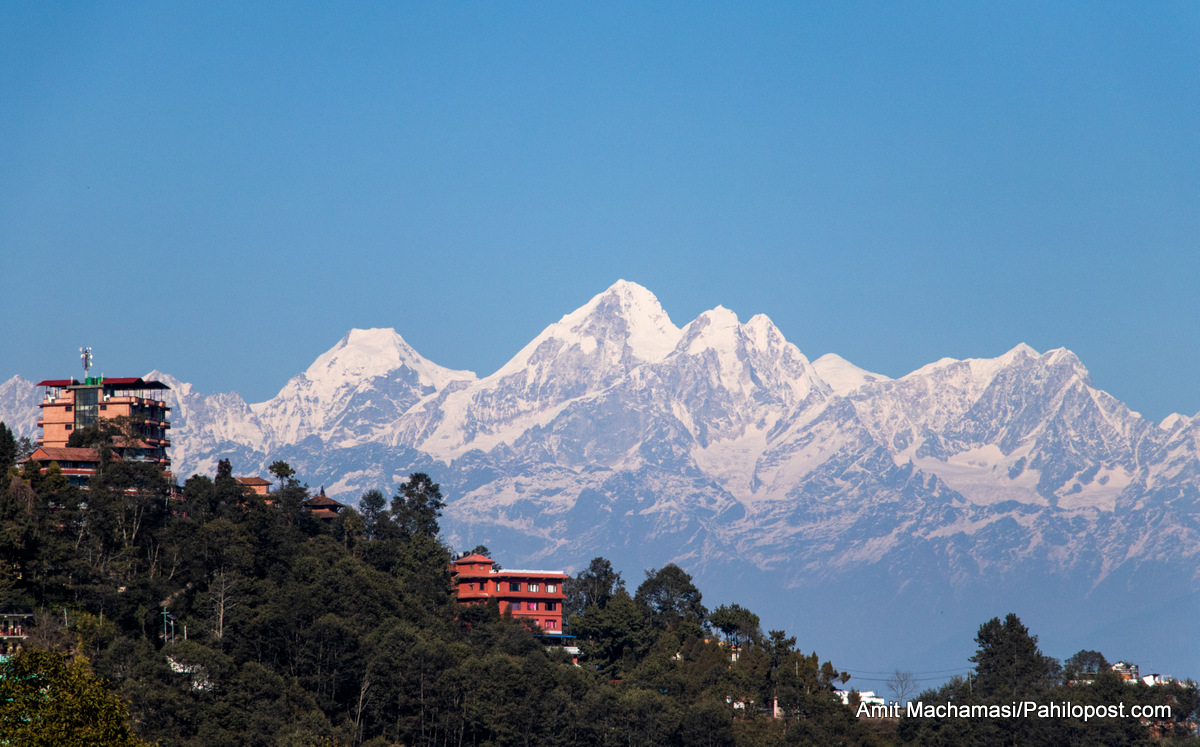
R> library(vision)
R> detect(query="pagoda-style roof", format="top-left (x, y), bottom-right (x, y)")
top-left (307, 489), bottom-right (345, 508)
top-left (453, 554), bottom-right (495, 565)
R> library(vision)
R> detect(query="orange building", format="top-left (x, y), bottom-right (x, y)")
top-left (36, 376), bottom-right (171, 472)
top-left (450, 554), bottom-right (568, 634)
top-left (235, 477), bottom-right (272, 496)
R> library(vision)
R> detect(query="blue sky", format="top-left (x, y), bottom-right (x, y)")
top-left (2, 3), bottom-right (1197, 420)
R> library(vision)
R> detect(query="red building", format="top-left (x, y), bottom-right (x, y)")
top-left (450, 554), bottom-right (568, 634)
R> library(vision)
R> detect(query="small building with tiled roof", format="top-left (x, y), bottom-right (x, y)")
top-left (234, 476), bottom-right (272, 496)
top-left (306, 488), bottom-right (346, 521)
top-left (24, 446), bottom-right (107, 487)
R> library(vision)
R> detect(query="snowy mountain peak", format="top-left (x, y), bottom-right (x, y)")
top-left (811, 353), bottom-right (891, 396)
top-left (1006, 342), bottom-right (1038, 358)
top-left (247, 328), bottom-right (475, 447)
top-left (493, 280), bottom-right (681, 378)
top-left (681, 307), bottom-right (741, 354)
top-left (0, 375), bottom-right (39, 440)
top-left (298, 328), bottom-right (475, 396)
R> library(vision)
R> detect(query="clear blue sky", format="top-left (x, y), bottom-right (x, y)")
top-left (2, 3), bottom-right (1197, 420)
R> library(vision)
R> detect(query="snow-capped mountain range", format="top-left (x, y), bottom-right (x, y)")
top-left (5, 280), bottom-right (1199, 673)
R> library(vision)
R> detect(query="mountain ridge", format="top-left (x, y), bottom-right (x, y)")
top-left (4, 280), bottom-right (1200, 675)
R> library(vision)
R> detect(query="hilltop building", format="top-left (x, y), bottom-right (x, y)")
top-left (19, 374), bottom-right (173, 488)
top-left (35, 375), bottom-right (171, 471)
top-left (235, 476), bottom-right (272, 496)
top-left (1112, 661), bottom-right (1140, 682)
top-left (449, 553), bottom-right (568, 635)
top-left (23, 445), bottom-right (105, 488)
top-left (307, 488), bottom-right (346, 521)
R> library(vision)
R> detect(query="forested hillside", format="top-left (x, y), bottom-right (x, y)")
top-left (0, 422), bottom-right (871, 746)
top-left (2, 420), bottom-right (1198, 746)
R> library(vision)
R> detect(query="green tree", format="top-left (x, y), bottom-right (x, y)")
top-left (15, 436), bottom-right (35, 463)
top-left (0, 649), bottom-right (148, 746)
top-left (1063, 649), bottom-right (1109, 683)
top-left (565, 556), bottom-right (625, 620)
top-left (634, 563), bottom-right (707, 630)
top-left (269, 460), bottom-right (296, 490)
top-left (391, 473), bottom-right (444, 539)
top-left (570, 589), bottom-right (652, 677)
top-left (970, 613), bottom-right (1060, 700)
top-left (357, 489), bottom-right (386, 541)
top-left (709, 603), bottom-right (761, 650)
top-left (0, 422), bottom-right (16, 474)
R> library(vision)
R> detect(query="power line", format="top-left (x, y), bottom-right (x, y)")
top-left (846, 673), bottom-right (967, 683)
top-left (840, 672), bottom-right (969, 682)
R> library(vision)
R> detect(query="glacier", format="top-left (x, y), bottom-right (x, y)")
top-left (4, 279), bottom-right (1200, 679)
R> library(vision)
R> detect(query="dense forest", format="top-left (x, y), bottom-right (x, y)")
top-left (0, 418), bottom-right (1198, 746)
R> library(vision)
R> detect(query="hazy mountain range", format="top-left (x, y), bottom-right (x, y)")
top-left (5, 280), bottom-right (1199, 677)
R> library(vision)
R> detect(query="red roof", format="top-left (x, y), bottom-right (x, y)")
top-left (307, 490), bottom-right (345, 508)
top-left (453, 554), bottom-right (495, 565)
top-left (234, 477), bottom-right (272, 486)
top-left (36, 379), bottom-right (78, 387)
top-left (28, 446), bottom-right (102, 463)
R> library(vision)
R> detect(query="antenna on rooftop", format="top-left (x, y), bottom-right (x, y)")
top-left (81, 347), bottom-right (93, 378)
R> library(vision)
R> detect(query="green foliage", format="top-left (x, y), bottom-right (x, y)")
top-left (635, 563), bottom-right (708, 630)
top-left (711, 603), bottom-right (762, 650)
top-left (1063, 648), bottom-right (1110, 682)
top-left (0, 649), bottom-right (147, 746)
top-left (268, 460), bottom-right (296, 488)
top-left (390, 472), bottom-right (444, 539)
top-left (0, 422), bottom-right (16, 474)
top-left (970, 612), bottom-right (1061, 701)
top-left (565, 555), bottom-right (625, 620)
top-left (13, 452), bottom-right (1189, 747)
top-left (898, 615), bottom-right (1200, 746)
top-left (357, 488), bottom-right (386, 540)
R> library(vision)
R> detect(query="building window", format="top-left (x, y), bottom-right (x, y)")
top-left (510, 601), bottom-right (521, 611)
top-left (545, 602), bottom-right (557, 611)
top-left (547, 584), bottom-right (557, 593)
top-left (509, 582), bottom-right (521, 592)
top-left (529, 583), bottom-right (539, 593)
top-left (65, 425), bottom-right (73, 431)
top-left (528, 601), bottom-right (539, 611)
top-left (545, 619), bottom-right (557, 629)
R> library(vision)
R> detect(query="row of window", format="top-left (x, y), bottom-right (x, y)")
top-left (507, 582), bottom-right (557, 593)
top-left (506, 601), bottom-right (557, 612)
top-left (462, 581), bottom-right (558, 593)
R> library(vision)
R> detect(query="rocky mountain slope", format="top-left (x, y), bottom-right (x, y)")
top-left (6, 280), bottom-right (1199, 674)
